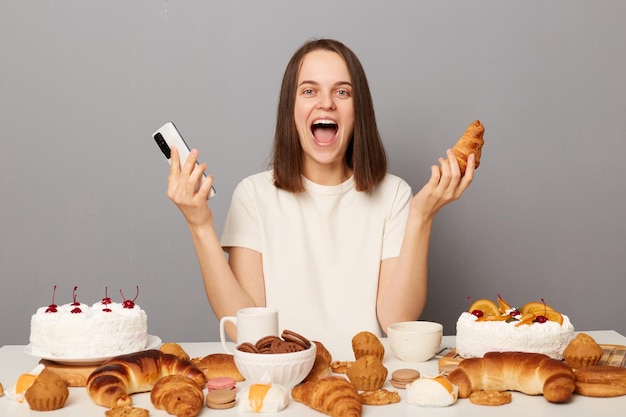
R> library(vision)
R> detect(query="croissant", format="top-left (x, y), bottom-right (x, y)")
top-left (447, 351), bottom-right (575, 403)
top-left (291, 376), bottom-right (362, 417)
top-left (150, 375), bottom-right (204, 417)
top-left (451, 119), bottom-right (485, 175)
top-left (86, 349), bottom-right (207, 408)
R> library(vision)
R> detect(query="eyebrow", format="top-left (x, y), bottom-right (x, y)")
top-left (297, 80), bottom-right (353, 88)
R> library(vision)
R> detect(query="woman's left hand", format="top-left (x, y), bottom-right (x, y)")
top-left (410, 149), bottom-right (475, 220)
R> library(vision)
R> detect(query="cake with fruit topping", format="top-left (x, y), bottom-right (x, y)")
top-left (455, 295), bottom-right (574, 360)
top-left (29, 286), bottom-right (148, 358)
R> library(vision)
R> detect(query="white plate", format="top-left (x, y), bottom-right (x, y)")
top-left (25, 334), bottom-right (162, 366)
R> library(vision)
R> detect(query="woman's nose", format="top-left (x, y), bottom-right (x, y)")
top-left (316, 91), bottom-right (336, 110)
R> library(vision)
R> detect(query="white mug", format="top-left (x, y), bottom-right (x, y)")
top-left (219, 307), bottom-right (279, 354)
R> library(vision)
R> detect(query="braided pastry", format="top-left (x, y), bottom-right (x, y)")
top-left (86, 349), bottom-right (207, 408)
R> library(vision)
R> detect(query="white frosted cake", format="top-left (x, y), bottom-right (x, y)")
top-left (455, 310), bottom-right (574, 360)
top-left (29, 287), bottom-right (148, 358)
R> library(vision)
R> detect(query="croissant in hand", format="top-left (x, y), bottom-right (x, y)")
top-left (447, 351), bottom-right (575, 403)
top-left (151, 375), bottom-right (204, 417)
top-left (451, 119), bottom-right (485, 175)
top-left (292, 376), bottom-right (362, 417)
top-left (86, 349), bottom-right (207, 408)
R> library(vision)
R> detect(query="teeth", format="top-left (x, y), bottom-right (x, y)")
top-left (313, 119), bottom-right (336, 125)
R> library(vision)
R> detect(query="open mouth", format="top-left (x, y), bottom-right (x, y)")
top-left (311, 119), bottom-right (338, 145)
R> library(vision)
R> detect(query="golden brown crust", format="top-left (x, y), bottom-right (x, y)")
top-left (159, 342), bottom-right (190, 361)
top-left (292, 376), bottom-right (362, 417)
top-left (359, 388), bottom-right (401, 405)
top-left (451, 119), bottom-right (485, 175)
top-left (314, 341), bottom-right (333, 364)
top-left (351, 331), bottom-right (385, 361)
top-left (563, 333), bottom-right (604, 369)
top-left (86, 350), bottom-right (207, 408)
top-left (447, 352), bottom-right (575, 403)
top-left (194, 353), bottom-right (244, 382)
top-left (150, 375), bottom-right (204, 417)
top-left (346, 355), bottom-right (388, 391)
top-left (574, 365), bottom-right (626, 397)
top-left (24, 368), bottom-right (69, 411)
top-left (330, 360), bottom-right (353, 374)
top-left (105, 406), bottom-right (150, 417)
top-left (468, 390), bottom-right (512, 406)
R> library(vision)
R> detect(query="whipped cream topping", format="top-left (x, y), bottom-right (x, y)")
top-left (456, 312), bottom-right (575, 359)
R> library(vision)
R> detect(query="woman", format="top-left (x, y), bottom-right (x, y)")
top-left (167, 39), bottom-right (475, 340)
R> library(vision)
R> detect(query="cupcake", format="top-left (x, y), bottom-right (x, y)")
top-left (563, 333), bottom-right (604, 368)
top-left (24, 367), bottom-right (69, 411)
top-left (346, 355), bottom-right (388, 391)
top-left (351, 331), bottom-right (385, 360)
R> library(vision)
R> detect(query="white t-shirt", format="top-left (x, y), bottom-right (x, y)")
top-left (221, 170), bottom-right (412, 340)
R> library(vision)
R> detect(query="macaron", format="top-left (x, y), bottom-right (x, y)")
top-left (206, 388), bottom-right (236, 410)
top-left (390, 368), bottom-right (420, 389)
top-left (206, 377), bottom-right (237, 392)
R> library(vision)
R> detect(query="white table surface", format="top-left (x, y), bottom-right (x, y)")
top-left (1, 330), bottom-right (625, 417)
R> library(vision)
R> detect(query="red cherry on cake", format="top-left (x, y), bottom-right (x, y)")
top-left (471, 309), bottom-right (484, 318)
top-left (120, 286), bottom-right (139, 309)
top-left (509, 309), bottom-right (521, 316)
top-left (101, 286), bottom-right (113, 305)
top-left (534, 315), bottom-right (548, 323)
top-left (71, 286), bottom-right (82, 313)
top-left (45, 285), bottom-right (58, 313)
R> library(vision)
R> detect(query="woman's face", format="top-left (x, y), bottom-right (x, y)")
top-left (294, 49), bottom-right (355, 179)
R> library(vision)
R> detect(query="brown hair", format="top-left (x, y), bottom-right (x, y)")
top-left (271, 38), bottom-right (387, 192)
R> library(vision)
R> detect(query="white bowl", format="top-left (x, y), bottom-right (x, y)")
top-left (233, 343), bottom-right (316, 388)
top-left (387, 321), bottom-right (443, 362)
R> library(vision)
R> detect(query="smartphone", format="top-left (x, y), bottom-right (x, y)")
top-left (153, 121), bottom-right (216, 199)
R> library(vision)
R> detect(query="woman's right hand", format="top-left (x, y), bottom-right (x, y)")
top-left (166, 146), bottom-right (216, 227)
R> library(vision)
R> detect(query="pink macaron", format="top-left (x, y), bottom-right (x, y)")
top-left (206, 377), bottom-right (237, 392)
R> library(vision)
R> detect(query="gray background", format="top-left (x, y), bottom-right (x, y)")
top-left (1, 0), bottom-right (625, 346)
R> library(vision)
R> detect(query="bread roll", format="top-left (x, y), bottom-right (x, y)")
top-left (447, 351), bottom-right (575, 403)
top-left (86, 349), bottom-right (207, 408)
top-left (574, 365), bottom-right (626, 397)
top-left (194, 353), bottom-right (244, 381)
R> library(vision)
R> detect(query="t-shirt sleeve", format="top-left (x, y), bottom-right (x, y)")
top-left (381, 178), bottom-right (412, 260)
top-left (220, 179), bottom-right (262, 252)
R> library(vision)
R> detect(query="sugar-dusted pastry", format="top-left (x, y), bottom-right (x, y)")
top-left (351, 331), bottom-right (384, 360)
top-left (451, 119), bottom-right (485, 175)
top-left (346, 355), bottom-right (388, 391)
top-left (563, 333), bottom-right (604, 369)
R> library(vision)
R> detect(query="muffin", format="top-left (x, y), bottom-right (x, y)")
top-left (563, 333), bottom-right (603, 368)
top-left (24, 367), bottom-right (69, 411)
top-left (351, 331), bottom-right (385, 360)
top-left (346, 355), bottom-right (388, 391)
